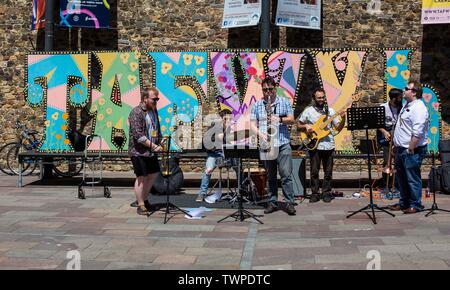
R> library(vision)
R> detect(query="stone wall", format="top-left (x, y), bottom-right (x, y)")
top-left (0, 0), bottom-right (448, 173)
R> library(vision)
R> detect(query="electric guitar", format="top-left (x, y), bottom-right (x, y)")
top-left (299, 91), bottom-right (365, 151)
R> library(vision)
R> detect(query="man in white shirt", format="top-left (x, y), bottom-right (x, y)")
top-left (297, 88), bottom-right (345, 203)
top-left (390, 81), bottom-right (429, 214)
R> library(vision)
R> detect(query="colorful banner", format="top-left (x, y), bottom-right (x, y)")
top-left (222, 0), bottom-right (261, 28)
top-left (60, 0), bottom-right (110, 29)
top-left (275, 0), bottom-right (321, 30)
top-left (421, 0), bottom-right (450, 24)
top-left (32, 0), bottom-right (46, 30)
top-left (422, 85), bottom-right (441, 153)
top-left (24, 49), bottom-right (441, 154)
top-left (88, 52), bottom-right (141, 151)
top-left (147, 51), bottom-right (208, 151)
top-left (26, 53), bottom-right (90, 152)
top-left (210, 50), bottom-right (306, 137)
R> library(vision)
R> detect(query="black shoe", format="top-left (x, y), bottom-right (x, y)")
top-left (309, 194), bottom-right (320, 203)
top-left (130, 200), bottom-right (138, 207)
top-left (322, 193), bottom-right (333, 203)
top-left (264, 203), bottom-right (278, 214)
top-left (285, 203), bottom-right (296, 216)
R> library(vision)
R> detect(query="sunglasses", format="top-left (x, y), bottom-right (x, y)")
top-left (404, 87), bottom-right (416, 92)
top-left (151, 98), bottom-right (160, 102)
top-left (262, 87), bottom-right (275, 92)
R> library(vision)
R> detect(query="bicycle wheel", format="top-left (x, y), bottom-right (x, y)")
top-left (7, 144), bottom-right (37, 176)
top-left (53, 157), bottom-right (84, 177)
top-left (0, 142), bottom-right (19, 175)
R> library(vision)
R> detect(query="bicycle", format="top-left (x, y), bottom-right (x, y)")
top-left (1, 120), bottom-right (84, 177)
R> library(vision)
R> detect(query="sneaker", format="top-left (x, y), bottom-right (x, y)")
top-left (322, 193), bottom-right (333, 203)
top-left (137, 205), bottom-right (150, 216)
top-left (285, 203), bottom-right (296, 215)
top-left (309, 194), bottom-right (320, 203)
top-left (196, 194), bottom-right (205, 202)
top-left (264, 203), bottom-right (278, 214)
top-left (130, 200), bottom-right (138, 207)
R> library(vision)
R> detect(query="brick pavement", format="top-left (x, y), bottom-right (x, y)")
top-left (1, 174), bottom-right (450, 270)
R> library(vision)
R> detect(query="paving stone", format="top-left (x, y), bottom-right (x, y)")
top-left (252, 264), bottom-right (293, 270)
top-left (4, 249), bottom-right (57, 259)
top-left (104, 262), bottom-right (161, 270)
top-left (154, 254), bottom-right (197, 264)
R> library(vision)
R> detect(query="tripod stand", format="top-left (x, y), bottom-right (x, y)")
top-left (217, 145), bottom-right (263, 224)
top-left (159, 136), bottom-right (192, 223)
top-left (346, 106), bottom-right (395, 224)
top-left (424, 151), bottom-right (450, 217)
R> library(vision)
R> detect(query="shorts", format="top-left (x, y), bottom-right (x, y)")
top-left (131, 156), bottom-right (160, 177)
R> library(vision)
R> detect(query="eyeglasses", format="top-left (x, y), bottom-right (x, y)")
top-left (262, 87), bottom-right (275, 92)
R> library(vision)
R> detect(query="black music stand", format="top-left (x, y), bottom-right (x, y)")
top-left (346, 106), bottom-right (395, 224)
top-left (424, 151), bottom-right (450, 217)
top-left (217, 145), bottom-right (264, 224)
top-left (158, 136), bottom-right (192, 224)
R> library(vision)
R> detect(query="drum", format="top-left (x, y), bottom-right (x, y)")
top-left (249, 169), bottom-right (268, 201)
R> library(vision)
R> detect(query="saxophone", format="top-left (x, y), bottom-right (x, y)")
top-left (261, 100), bottom-right (273, 152)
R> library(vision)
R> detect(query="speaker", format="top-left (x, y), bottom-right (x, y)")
top-left (439, 140), bottom-right (450, 164)
top-left (291, 156), bottom-right (306, 197)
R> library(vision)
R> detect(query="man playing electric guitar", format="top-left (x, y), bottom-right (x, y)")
top-left (377, 88), bottom-right (403, 196)
top-left (297, 88), bottom-right (346, 203)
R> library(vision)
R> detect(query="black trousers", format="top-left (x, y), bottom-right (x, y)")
top-left (309, 149), bottom-right (334, 196)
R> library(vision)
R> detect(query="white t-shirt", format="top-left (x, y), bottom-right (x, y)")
top-left (380, 102), bottom-right (399, 130)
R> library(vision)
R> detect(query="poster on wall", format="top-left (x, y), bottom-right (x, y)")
top-left (32, 0), bottom-right (46, 30)
top-left (275, 0), bottom-right (321, 30)
top-left (221, 0), bottom-right (261, 28)
top-left (421, 0), bottom-right (450, 24)
top-left (60, 0), bottom-right (111, 29)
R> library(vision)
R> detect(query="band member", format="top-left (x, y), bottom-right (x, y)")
top-left (128, 87), bottom-right (164, 216)
top-left (250, 76), bottom-right (296, 215)
top-left (197, 109), bottom-right (242, 202)
top-left (297, 88), bottom-right (345, 203)
top-left (390, 81), bottom-right (428, 214)
top-left (378, 88), bottom-right (403, 195)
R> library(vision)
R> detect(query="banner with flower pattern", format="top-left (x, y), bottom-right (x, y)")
top-left (25, 53), bottom-right (90, 152)
top-left (210, 49), bottom-right (305, 135)
top-left (147, 51), bottom-right (208, 151)
top-left (422, 85), bottom-right (441, 153)
top-left (382, 49), bottom-right (414, 101)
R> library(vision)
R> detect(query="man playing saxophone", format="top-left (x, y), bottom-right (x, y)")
top-left (250, 76), bottom-right (296, 215)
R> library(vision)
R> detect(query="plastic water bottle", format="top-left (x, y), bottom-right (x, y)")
top-left (425, 187), bottom-right (430, 198)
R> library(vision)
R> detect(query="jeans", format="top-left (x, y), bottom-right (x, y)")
top-left (263, 143), bottom-right (295, 205)
top-left (309, 149), bottom-right (334, 196)
top-left (199, 152), bottom-right (242, 195)
top-left (395, 146), bottom-right (426, 210)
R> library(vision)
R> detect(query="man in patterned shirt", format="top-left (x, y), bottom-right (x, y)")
top-left (128, 87), bottom-right (164, 216)
top-left (250, 76), bottom-right (296, 215)
top-left (297, 88), bottom-right (346, 203)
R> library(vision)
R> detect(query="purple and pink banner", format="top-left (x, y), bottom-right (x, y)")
top-left (60, 0), bottom-right (110, 29)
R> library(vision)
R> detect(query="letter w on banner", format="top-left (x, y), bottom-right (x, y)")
top-left (308, 49), bottom-right (369, 151)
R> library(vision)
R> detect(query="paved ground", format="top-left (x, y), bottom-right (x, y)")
top-left (1, 173), bottom-right (450, 270)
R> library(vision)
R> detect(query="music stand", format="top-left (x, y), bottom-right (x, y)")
top-left (424, 151), bottom-right (450, 217)
top-left (346, 106), bottom-right (395, 224)
top-left (217, 145), bottom-right (264, 224)
top-left (158, 136), bottom-right (192, 224)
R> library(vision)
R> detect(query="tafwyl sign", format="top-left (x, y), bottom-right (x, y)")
top-left (32, 0), bottom-right (46, 30)
top-left (60, 0), bottom-right (110, 29)
top-left (275, 0), bottom-right (321, 30)
top-left (222, 0), bottom-right (262, 28)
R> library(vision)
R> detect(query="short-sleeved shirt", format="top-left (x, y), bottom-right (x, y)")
top-left (250, 97), bottom-right (293, 147)
top-left (380, 102), bottom-right (399, 130)
top-left (298, 105), bottom-right (341, 151)
top-left (393, 99), bottom-right (429, 149)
